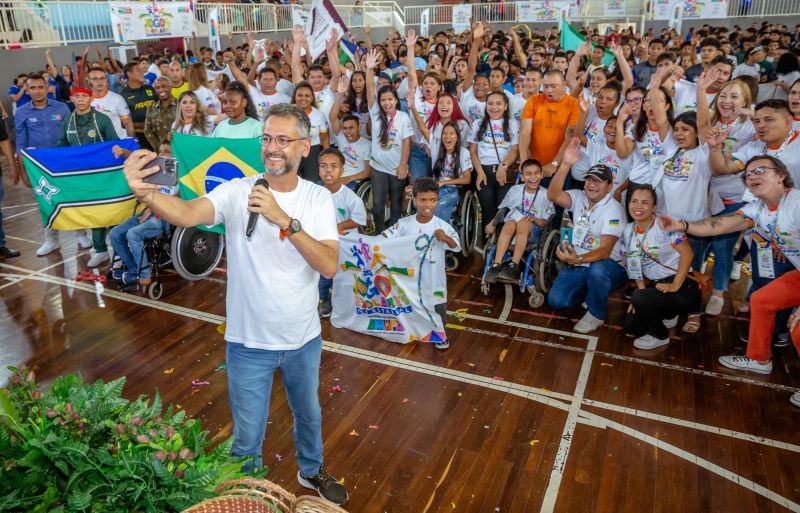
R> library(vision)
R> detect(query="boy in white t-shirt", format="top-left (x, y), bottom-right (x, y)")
top-left (382, 177), bottom-right (460, 350)
top-left (485, 159), bottom-right (554, 283)
top-left (332, 114), bottom-right (371, 191)
top-left (317, 148), bottom-right (367, 317)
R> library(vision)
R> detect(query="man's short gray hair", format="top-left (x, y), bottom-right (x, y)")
top-left (263, 103), bottom-right (310, 139)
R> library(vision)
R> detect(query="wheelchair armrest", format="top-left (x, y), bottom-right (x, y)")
top-left (491, 208), bottom-right (510, 227)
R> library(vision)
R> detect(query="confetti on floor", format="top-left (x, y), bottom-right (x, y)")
top-left (214, 364), bottom-right (226, 372)
top-left (600, 363), bottom-right (613, 367)
top-left (466, 362), bottom-right (476, 368)
top-left (448, 308), bottom-right (469, 321)
top-left (163, 368), bottom-right (174, 374)
top-left (368, 425), bottom-right (379, 430)
top-left (331, 384), bottom-right (343, 393)
top-left (445, 323), bottom-right (465, 330)
top-left (530, 439), bottom-right (539, 446)
top-left (275, 453), bottom-right (282, 461)
top-left (349, 429), bottom-right (359, 437)
top-left (401, 398), bottom-right (408, 403)
top-left (216, 322), bottom-right (226, 335)
top-left (499, 349), bottom-right (507, 363)
top-left (192, 380), bottom-right (210, 386)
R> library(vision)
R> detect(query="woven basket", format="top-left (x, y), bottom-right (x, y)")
top-left (180, 478), bottom-right (349, 513)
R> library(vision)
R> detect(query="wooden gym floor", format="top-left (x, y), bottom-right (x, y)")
top-left (1, 181), bottom-right (799, 513)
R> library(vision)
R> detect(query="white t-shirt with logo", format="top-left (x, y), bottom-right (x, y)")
top-left (205, 176), bottom-right (338, 350)
top-left (619, 222), bottom-right (686, 280)
top-left (381, 215), bottom-right (461, 304)
top-left (314, 86), bottom-right (336, 118)
top-left (573, 141), bottom-right (631, 194)
top-left (193, 85), bottom-right (220, 114)
top-left (655, 140), bottom-right (712, 222)
top-left (427, 119), bottom-right (470, 164)
top-left (412, 87), bottom-right (437, 145)
top-left (671, 80), bottom-right (698, 115)
top-left (368, 104), bottom-right (414, 175)
top-left (711, 117), bottom-right (756, 202)
top-left (434, 147), bottom-right (472, 182)
top-left (499, 184), bottom-right (554, 223)
top-left (331, 184), bottom-right (367, 231)
top-left (468, 118), bottom-right (520, 166)
top-left (510, 93), bottom-right (528, 124)
top-left (91, 91), bottom-right (130, 139)
top-left (459, 86), bottom-right (485, 125)
top-left (566, 190), bottom-right (626, 263)
top-left (738, 188), bottom-right (800, 270)
top-left (334, 132), bottom-right (371, 178)
top-left (582, 105), bottom-right (608, 145)
top-left (249, 87), bottom-right (291, 122)
top-left (307, 107), bottom-right (329, 146)
top-left (732, 130), bottom-right (800, 185)
top-left (625, 124), bottom-right (669, 185)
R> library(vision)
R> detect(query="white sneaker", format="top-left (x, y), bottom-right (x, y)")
top-left (705, 295), bottom-right (724, 316)
top-left (574, 311), bottom-right (603, 333)
top-left (580, 301), bottom-right (588, 309)
top-left (718, 355), bottom-right (773, 374)
top-left (86, 251), bottom-right (110, 267)
top-left (76, 232), bottom-right (92, 249)
top-left (791, 392), bottom-right (800, 408)
top-left (633, 334), bottom-right (670, 350)
top-left (663, 316), bottom-right (679, 329)
top-left (730, 261), bottom-right (743, 281)
top-left (36, 238), bottom-right (61, 256)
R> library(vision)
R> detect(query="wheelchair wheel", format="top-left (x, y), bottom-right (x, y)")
top-left (171, 226), bottom-right (225, 281)
top-left (445, 254), bottom-right (459, 271)
top-left (528, 290), bottom-right (545, 309)
top-left (147, 281), bottom-right (163, 300)
top-left (459, 191), bottom-right (480, 257)
top-left (536, 229), bottom-right (562, 294)
top-left (356, 181), bottom-right (376, 235)
top-left (480, 281), bottom-right (491, 295)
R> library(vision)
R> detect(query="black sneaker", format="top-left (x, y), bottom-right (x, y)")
top-left (775, 332), bottom-right (789, 348)
top-left (498, 261), bottom-right (521, 281)
top-left (298, 468), bottom-right (348, 505)
top-left (320, 298), bottom-right (332, 318)
top-left (485, 263), bottom-right (503, 284)
top-left (0, 246), bottom-right (20, 258)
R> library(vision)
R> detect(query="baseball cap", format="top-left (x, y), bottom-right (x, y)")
top-left (585, 164), bottom-right (613, 183)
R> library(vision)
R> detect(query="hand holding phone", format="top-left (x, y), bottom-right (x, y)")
top-left (142, 156), bottom-right (179, 187)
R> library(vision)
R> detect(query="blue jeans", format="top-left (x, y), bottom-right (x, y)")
top-left (435, 185), bottom-right (459, 225)
top-left (109, 215), bottom-right (167, 278)
top-left (226, 337), bottom-right (324, 476)
top-left (547, 258), bottom-right (628, 320)
top-left (709, 202), bottom-right (745, 292)
top-left (318, 276), bottom-right (333, 301)
top-left (408, 144), bottom-right (431, 183)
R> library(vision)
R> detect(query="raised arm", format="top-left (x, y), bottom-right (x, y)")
top-left (575, 96), bottom-right (590, 147)
top-left (329, 75), bottom-right (349, 135)
top-left (609, 41), bottom-right (633, 93)
top-left (566, 42), bottom-right (590, 92)
top-left (291, 25), bottom-right (305, 84)
top-left (462, 22), bottom-right (485, 95)
top-left (510, 30), bottom-right (527, 68)
top-left (364, 48), bottom-right (380, 108)
top-left (191, 32), bottom-right (200, 61)
top-left (646, 74), bottom-right (671, 141)
top-left (547, 137), bottom-right (581, 208)
top-left (407, 88), bottom-right (430, 140)
top-left (659, 211), bottom-right (750, 237)
top-left (707, 127), bottom-right (740, 175)
top-left (326, 28), bottom-right (342, 92)
top-left (406, 29), bottom-right (419, 93)
top-left (615, 102), bottom-right (635, 158)
top-left (695, 68), bottom-right (720, 145)
top-left (45, 48), bottom-right (58, 79)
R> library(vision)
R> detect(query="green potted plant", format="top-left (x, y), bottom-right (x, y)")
top-left (0, 366), bottom-right (265, 513)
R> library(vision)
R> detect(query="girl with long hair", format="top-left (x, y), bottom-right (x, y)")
top-left (211, 81), bottom-right (261, 138)
top-left (341, 71), bottom-right (370, 137)
top-left (365, 48), bottom-right (414, 231)
top-left (187, 62), bottom-right (219, 115)
top-left (416, 92), bottom-right (469, 165)
top-left (469, 91), bottom-right (519, 230)
top-left (292, 81), bottom-right (331, 182)
top-left (431, 120), bottom-right (473, 225)
top-left (406, 30), bottom-right (443, 182)
top-left (173, 91), bottom-right (213, 136)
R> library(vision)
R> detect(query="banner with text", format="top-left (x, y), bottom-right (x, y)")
top-left (651, 0), bottom-right (727, 19)
top-left (420, 8), bottom-right (430, 38)
top-left (305, 0), bottom-right (348, 61)
top-left (517, 1), bottom-right (570, 23)
top-left (292, 4), bottom-right (311, 29)
top-left (109, 1), bottom-right (194, 43)
top-left (331, 233), bottom-right (447, 345)
top-left (604, 0), bottom-right (625, 16)
top-left (208, 7), bottom-right (221, 53)
top-left (452, 4), bottom-right (472, 33)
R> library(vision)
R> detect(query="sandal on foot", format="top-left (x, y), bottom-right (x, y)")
top-left (682, 314), bottom-right (701, 333)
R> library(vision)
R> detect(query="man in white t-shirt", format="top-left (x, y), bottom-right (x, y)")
top-left (88, 67), bottom-right (134, 139)
top-left (546, 139), bottom-right (628, 334)
top-left (333, 114), bottom-right (371, 189)
top-left (229, 60), bottom-right (291, 122)
top-left (122, 104), bottom-right (349, 506)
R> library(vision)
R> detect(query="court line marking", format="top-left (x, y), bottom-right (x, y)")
top-left (2, 266), bottom-right (799, 511)
top-left (4, 202), bottom-right (39, 209)
top-left (4, 208), bottom-right (38, 220)
top-left (499, 283), bottom-right (513, 321)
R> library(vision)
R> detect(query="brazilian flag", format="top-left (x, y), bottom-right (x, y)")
top-left (171, 132), bottom-right (265, 233)
top-left (21, 139), bottom-right (140, 229)
top-left (560, 18), bottom-right (615, 67)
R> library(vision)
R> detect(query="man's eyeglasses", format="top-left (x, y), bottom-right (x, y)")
top-left (744, 165), bottom-right (777, 179)
top-left (260, 135), bottom-right (308, 148)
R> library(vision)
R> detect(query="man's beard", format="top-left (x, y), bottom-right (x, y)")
top-left (263, 150), bottom-right (302, 177)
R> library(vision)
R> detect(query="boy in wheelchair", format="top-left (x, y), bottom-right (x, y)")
top-left (109, 141), bottom-right (177, 286)
top-left (484, 159), bottom-right (554, 283)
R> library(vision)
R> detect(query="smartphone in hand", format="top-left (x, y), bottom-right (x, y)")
top-left (142, 156), bottom-right (179, 187)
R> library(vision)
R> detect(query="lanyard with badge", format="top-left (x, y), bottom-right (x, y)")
top-left (521, 188), bottom-right (540, 217)
top-left (572, 197), bottom-right (602, 251)
top-left (753, 190), bottom-right (789, 279)
top-left (381, 112), bottom-right (396, 150)
top-left (625, 220), bottom-right (653, 281)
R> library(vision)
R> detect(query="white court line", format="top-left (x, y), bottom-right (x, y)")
top-left (0, 276), bottom-right (22, 290)
top-left (4, 202), bottom-right (39, 209)
top-left (4, 208), bottom-right (38, 220)
top-left (2, 265), bottom-right (799, 512)
top-left (499, 284), bottom-right (513, 321)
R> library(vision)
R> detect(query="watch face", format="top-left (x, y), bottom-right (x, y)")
top-left (290, 218), bottom-right (302, 233)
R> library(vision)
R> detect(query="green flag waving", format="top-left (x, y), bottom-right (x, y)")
top-left (560, 18), bottom-right (615, 67)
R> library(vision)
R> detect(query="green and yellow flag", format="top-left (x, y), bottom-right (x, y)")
top-left (21, 139), bottom-right (140, 229)
top-left (560, 18), bottom-right (615, 67)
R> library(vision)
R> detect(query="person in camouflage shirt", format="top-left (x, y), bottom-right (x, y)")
top-left (144, 77), bottom-right (176, 149)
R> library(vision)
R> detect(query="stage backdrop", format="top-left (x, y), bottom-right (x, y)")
top-left (331, 232), bottom-right (447, 344)
top-left (109, 1), bottom-right (195, 44)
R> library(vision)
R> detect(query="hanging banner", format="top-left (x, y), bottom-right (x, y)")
top-left (304, 0), bottom-right (348, 61)
top-left (109, 1), bottom-right (194, 43)
top-left (604, 0), bottom-right (625, 16)
top-left (207, 7), bottom-right (220, 53)
top-left (292, 4), bottom-right (311, 29)
top-left (516, 1), bottom-right (570, 23)
top-left (667, 0), bottom-right (682, 32)
top-left (652, 0), bottom-right (727, 19)
top-left (331, 233), bottom-right (447, 345)
top-left (420, 8), bottom-right (430, 38)
top-left (452, 4), bottom-right (471, 34)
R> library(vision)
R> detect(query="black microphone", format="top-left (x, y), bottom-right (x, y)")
top-left (246, 178), bottom-right (269, 238)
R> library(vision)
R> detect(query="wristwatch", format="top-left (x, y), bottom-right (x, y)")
top-left (279, 218), bottom-right (301, 240)
top-left (551, 160), bottom-right (559, 168)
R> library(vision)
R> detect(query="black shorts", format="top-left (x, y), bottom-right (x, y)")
top-left (0, 119), bottom-right (8, 142)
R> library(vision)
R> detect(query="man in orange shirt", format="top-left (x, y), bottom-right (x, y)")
top-left (519, 70), bottom-right (581, 177)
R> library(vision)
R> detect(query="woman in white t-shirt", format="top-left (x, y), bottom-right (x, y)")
top-left (697, 72), bottom-right (756, 315)
top-left (619, 185), bottom-right (700, 350)
top-left (365, 48), bottom-right (413, 232)
top-left (431, 121), bottom-right (472, 225)
top-left (469, 91), bottom-right (519, 231)
top-left (772, 53), bottom-right (800, 101)
top-left (187, 62), bottom-right (219, 115)
top-left (172, 91), bottom-right (214, 136)
top-left (292, 81), bottom-right (330, 182)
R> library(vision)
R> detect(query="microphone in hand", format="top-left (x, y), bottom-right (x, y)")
top-left (246, 178), bottom-right (269, 238)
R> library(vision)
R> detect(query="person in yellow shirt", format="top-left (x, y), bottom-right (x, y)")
top-left (168, 61), bottom-right (189, 100)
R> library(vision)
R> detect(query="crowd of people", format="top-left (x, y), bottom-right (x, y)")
top-left (2, 18), bottom-right (800, 501)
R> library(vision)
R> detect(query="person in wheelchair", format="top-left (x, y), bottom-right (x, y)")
top-left (484, 159), bottom-right (554, 283)
top-left (109, 141), bottom-right (177, 286)
top-left (431, 120), bottom-right (472, 224)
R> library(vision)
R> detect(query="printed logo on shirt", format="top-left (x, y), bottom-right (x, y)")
top-left (146, 89), bottom-right (153, 97)
top-left (663, 154), bottom-right (694, 181)
top-left (340, 145), bottom-right (359, 167)
top-left (467, 103), bottom-right (482, 123)
top-left (50, 115), bottom-right (63, 121)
